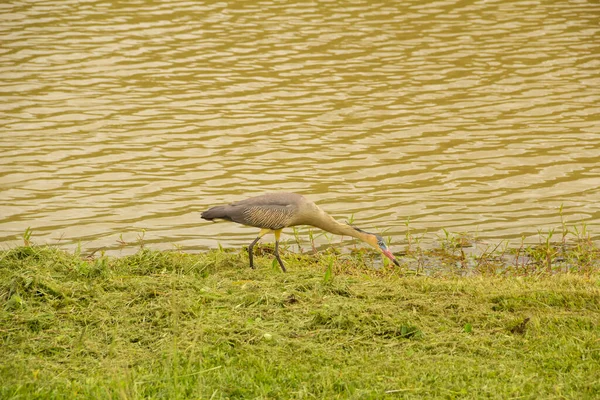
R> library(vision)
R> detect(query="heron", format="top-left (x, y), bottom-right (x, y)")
top-left (201, 192), bottom-right (400, 272)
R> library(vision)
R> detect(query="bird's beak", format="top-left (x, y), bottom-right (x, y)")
top-left (382, 249), bottom-right (400, 267)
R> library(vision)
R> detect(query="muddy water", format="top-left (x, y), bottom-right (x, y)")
top-left (1, 0), bottom-right (599, 254)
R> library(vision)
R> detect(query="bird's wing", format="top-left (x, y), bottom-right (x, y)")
top-left (236, 204), bottom-right (296, 230)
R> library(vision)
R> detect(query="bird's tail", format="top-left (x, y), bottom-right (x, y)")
top-left (201, 206), bottom-right (231, 221)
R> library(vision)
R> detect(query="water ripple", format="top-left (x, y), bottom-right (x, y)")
top-left (1, 0), bottom-right (599, 253)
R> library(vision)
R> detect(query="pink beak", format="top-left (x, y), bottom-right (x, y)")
top-left (383, 249), bottom-right (400, 267)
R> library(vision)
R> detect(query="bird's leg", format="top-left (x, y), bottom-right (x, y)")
top-left (274, 241), bottom-right (287, 272)
top-left (248, 228), bottom-right (271, 269)
top-left (273, 230), bottom-right (287, 273)
top-left (248, 236), bottom-right (261, 269)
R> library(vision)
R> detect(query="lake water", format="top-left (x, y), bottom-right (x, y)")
top-left (1, 0), bottom-right (599, 254)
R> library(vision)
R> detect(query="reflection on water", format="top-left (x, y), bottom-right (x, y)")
top-left (1, 0), bottom-right (599, 254)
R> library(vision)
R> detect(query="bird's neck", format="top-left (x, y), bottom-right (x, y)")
top-left (310, 208), bottom-right (372, 243)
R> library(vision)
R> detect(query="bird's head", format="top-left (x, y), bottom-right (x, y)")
top-left (352, 226), bottom-right (400, 267)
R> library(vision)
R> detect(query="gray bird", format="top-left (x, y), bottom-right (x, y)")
top-left (201, 192), bottom-right (400, 272)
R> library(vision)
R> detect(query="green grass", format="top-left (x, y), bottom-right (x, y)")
top-left (1, 240), bottom-right (599, 399)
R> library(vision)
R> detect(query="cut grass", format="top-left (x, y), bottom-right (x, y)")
top-left (1, 242), bottom-right (599, 399)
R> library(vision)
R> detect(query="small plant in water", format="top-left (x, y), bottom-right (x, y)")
top-left (404, 217), bottom-right (413, 253)
top-left (535, 228), bottom-right (558, 273)
top-left (307, 228), bottom-right (317, 253)
top-left (291, 227), bottom-right (304, 253)
top-left (22, 227), bottom-right (32, 247)
top-left (137, 229), bottom-right (147, 249)
top-left (117, 234), bottom-right (128, 247)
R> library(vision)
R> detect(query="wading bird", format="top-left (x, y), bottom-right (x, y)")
top-left (201, 192), bottom-right (400, 272)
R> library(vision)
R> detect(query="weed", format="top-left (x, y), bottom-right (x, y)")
top-left (22, 227), bottom-right (32, 247)
top-left (291, 227), bottom-right (304, 253)
top-left (307, 228), bottom-right (317, 253)
top-left (323, 256), bottom-right (334, 284)
top-left (137, 229), bottom-right (147, 249)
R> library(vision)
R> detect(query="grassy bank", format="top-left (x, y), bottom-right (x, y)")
top-left (1, 241), bottom-right (599, 399)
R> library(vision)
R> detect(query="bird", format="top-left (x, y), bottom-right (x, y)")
top-left (201, 192), bottom-right (400, 272)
